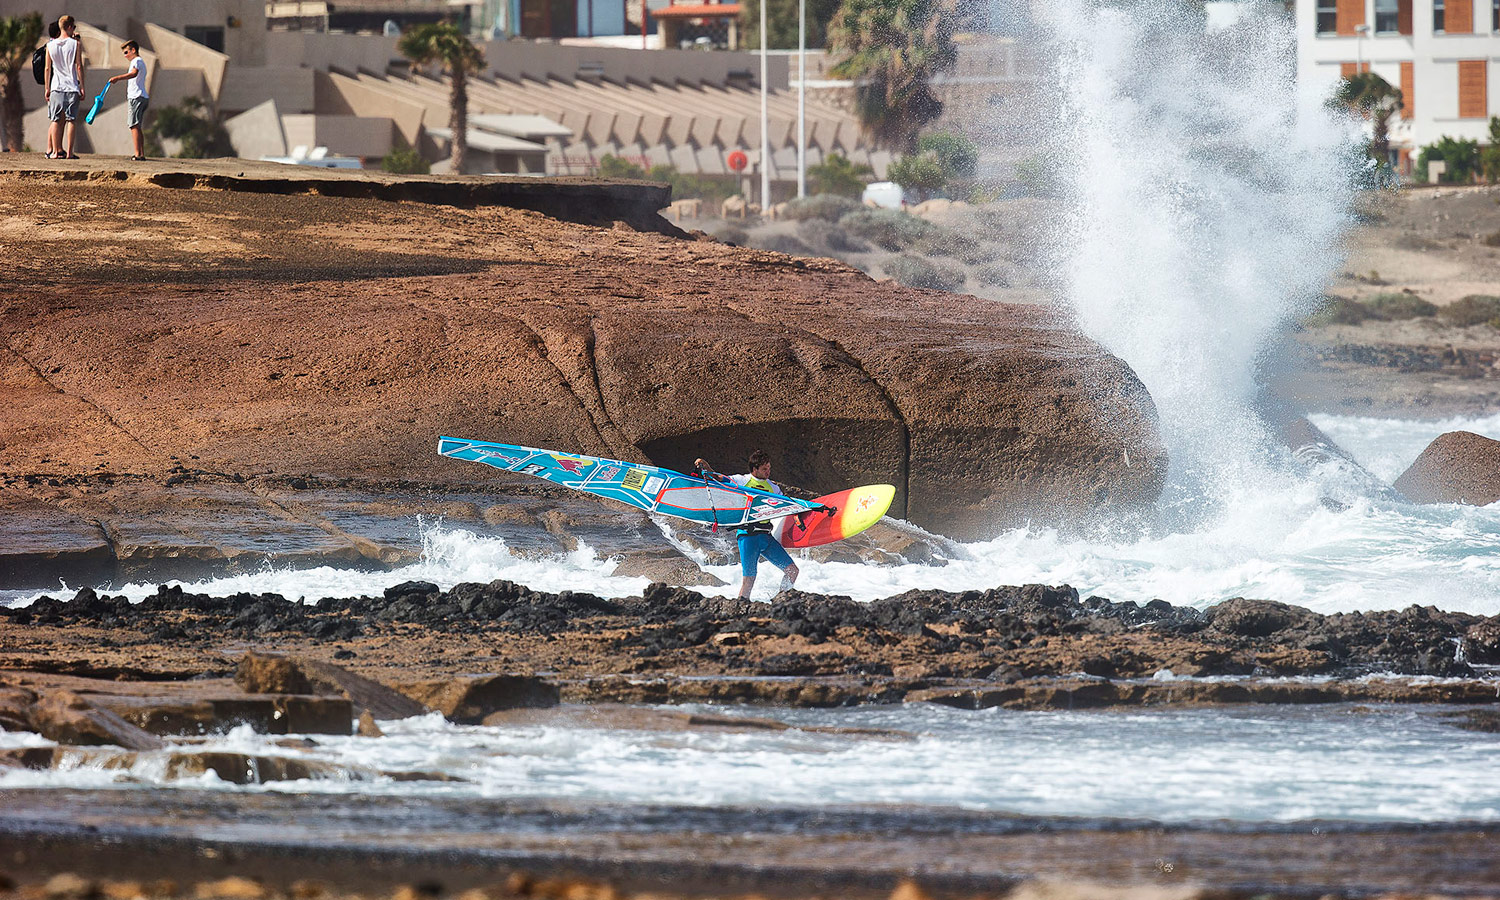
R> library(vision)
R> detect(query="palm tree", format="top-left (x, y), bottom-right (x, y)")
top-left (1335, 71), bottom-right (1404, 164)
top-left (0, 12), bottom-right (43, 153)
top-left (826, 0), bottom-right (960, 153)
top-left (398, 22), bottom-right (485, 173)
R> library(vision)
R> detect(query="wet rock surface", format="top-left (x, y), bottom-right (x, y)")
top-left (1393, 429), bottom-right (1500, 504)
top-left (3, 581), bottom-right (1495, 707)
top-left (0, 177), bottom-right (1164, 547)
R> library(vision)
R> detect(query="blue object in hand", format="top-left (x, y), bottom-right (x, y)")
top-left (84, 82), bottom-right (109, 125)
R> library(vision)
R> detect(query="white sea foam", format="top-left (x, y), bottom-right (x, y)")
top-left (4, 703), bottom-right (1498, 822)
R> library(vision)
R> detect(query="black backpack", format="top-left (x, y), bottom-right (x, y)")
top-left (31, 45), bottom-right (45, 85)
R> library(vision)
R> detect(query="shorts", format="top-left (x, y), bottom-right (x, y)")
top-left (127, 97), bottom-right (149, 128)
top-left (737, 531), bottom-right (792, 579)
top-left (48, 90), bottom-right (79, 122)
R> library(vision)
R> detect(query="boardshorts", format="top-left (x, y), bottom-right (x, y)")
top-left (127, 97), bottom-right (149, 128)
top-left (48, 90), bottom-right (80, 122)
top-left (737, 531), bottom-right (792, 578)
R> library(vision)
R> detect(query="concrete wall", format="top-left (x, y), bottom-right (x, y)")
top-left (265, 30), bottom-right (402, 72)
top-left (1297, 0), bottom-right (1499, 151)
top-left (281, 113), bottom-right (395, 159)
top-left (220, 66), bottom-right (316, 114)
top-left (316, 71), bottom-right (426, 146)
top-left (225, 99), bottom-right (288, 159)
top-left (140, 22), bottom-right (230, 101)
top-left (6, 0), bottom-right (267, 67)
top-left (479, 39), bottom-right (790, 88)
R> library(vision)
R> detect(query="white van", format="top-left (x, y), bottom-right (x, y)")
top-left (861, 181), bottom-right (905, 210)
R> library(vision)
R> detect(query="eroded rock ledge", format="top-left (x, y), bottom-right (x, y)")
top-left (4, 582), bottom-right (1497, 707)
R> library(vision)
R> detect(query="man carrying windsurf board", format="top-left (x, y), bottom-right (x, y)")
top-left (695, 450), bottom-right (798, 599)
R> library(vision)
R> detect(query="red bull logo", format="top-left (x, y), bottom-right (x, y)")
top-left (552, 456), bottom-right (592, 475)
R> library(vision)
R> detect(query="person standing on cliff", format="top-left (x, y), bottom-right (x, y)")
top-left (43, 15), bottom-right (84, 160)
top-left (105, 41), bottom-right (149, 161)
top-left (695, 450), bottom-right (799, 599)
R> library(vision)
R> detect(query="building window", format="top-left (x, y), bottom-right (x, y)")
top-left (1318, 0), bottom-right (1338, 33)
top-left (1434, 0), bottom-right (1445, 29)
top-left (1494, 0), bottom-right (1498, 30)
top-left (1458, 59), bottom-right (1487, 117)
top-left (1376, 0), bottom-right (1399, 31)
top-left (184, 25), bottom-right (225, 51)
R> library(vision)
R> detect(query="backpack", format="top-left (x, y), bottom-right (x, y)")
top-left (31, 45), bottom-right (46, 85)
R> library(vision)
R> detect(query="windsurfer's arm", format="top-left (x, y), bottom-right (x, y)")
top-left (694, 458), bottom-right (719, 480)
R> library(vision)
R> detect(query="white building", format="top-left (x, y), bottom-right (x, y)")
top-left (1295, 0), bottom-right (1500, 171)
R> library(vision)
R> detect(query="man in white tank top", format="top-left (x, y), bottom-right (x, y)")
top-left (43, 15), bottom-right (84, 159)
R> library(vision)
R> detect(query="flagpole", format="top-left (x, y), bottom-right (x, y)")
top-left (759, 0), bottom-right (770, 210)
top-left (796, 0), bottom-right (805, 198)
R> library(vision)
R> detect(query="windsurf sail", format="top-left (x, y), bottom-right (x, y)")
top-left (438, 437), bottom-right (825, 528)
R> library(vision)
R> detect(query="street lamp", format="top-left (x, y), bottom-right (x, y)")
top-left (1354, 23), bottom-right (1370, 73)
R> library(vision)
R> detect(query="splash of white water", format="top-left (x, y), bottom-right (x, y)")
top-left (1039, 0), bottom-right (1360, 524)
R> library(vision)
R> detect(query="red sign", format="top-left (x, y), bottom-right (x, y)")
top-left (726, 150), bottom-right (748, 172)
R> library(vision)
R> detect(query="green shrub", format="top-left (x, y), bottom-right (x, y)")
top-left (976, 263), bottom-right (1012, 287)
top-left (752, 233), bottom-right (816, 256)
top-left (808, 153), bottom-right (874, 198)
top-left (147, 96), bottom-right (232, 158)
top-left (596, 155), bottom-right (735, 201)
top-left (1439, 295), bottom-right (1500, 327)
top-left (1483, 116), bottom-right (1500, 184)
top-left (781, 194), bottom-right (861, 222)
top-left (382, 147), bottom-right (430, 174)
top-left (838, 208), bottom-right (941, 251)
top-left (888, 152), bottom-right (947, 199)
top-left (1015, 152), bottom-right (1062, 197)
top-left (1303, 296), bottom-right (1373, 326)
top-left (714, 225), bottom-right (749, 245)
top-left (598, 154), bottom-right (648, 178)
top-left (796, 219), bottom-right (870, 254)
top-left (917, 132), bottom-right (978, 180)
top-left (883, 254), bottom-right (966, 291)
top-left (1363, 292), bottom-right (1437, 319)
top-left (1416, 136), bottom-right (1480, 183)
top-left (917, 231), bottom-right (997, 264)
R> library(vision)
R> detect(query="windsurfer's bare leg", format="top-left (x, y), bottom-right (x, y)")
top-left (739, 575), bottom-right (755, 599)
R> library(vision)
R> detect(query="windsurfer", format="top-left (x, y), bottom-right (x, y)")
top-left (695, 450), bottom-right (798, 599)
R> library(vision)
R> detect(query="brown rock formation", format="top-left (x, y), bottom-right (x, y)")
top-left (0, 174), bottom-right (1164, 549)
top-left (29, 690), bottom-right (164, 750)
top-left (1393, 430), bottom-right (1500, 505)
top-left (236, 652), bottom-right (429, 721)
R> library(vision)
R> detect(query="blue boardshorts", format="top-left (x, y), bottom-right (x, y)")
top-left (737, 531), bottom-right (792, 578)
top-left (48, 90), bottom-right (79, 122)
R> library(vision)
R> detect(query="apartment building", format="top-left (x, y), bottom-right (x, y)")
top-left (1296, 0), bottom-right (1500, 169)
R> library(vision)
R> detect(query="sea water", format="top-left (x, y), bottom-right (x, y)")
top-left (2, 701), bottom-right (1498, 823)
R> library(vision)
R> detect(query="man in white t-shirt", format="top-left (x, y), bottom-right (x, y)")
top-left (43, 15), bottom-right (84, 159)
top-left (107, 40), bottom-right (149, 160)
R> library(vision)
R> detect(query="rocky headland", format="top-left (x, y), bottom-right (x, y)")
top-left (4, 162), bottom-right (1500, 900)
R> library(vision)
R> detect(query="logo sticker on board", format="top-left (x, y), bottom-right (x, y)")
top-left (621, 469), bottom-right (649, 491)
top-left (553, 456), bottom-right (592, 474)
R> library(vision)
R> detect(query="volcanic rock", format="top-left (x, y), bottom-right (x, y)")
top-left (235, 653), bottom-right (430, 721)
top-left (398, 674), bottom-right (560, 724)
top-left (0, 178), bottom-right (1165, 550)
top-left (29, 690), bottom-right (164, 750)
top-left (1393, 430), bottom-right (1500, 505)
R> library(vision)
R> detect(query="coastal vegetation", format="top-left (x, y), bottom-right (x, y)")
top-left (382, 146), bottom-right (431, 174)
top-left (0, 11), bottom-right (42, 153)
top-left (398, 22), bottom-right (484, 171)
top-left (596, 153), bottom-right (738, 202)
top-left (1332, 71), bottom-right (1403, 166)
top-left (807, 152), bottom-right (874, 197)
top-left (146, 96), bottom-right (233, 158)
top-left (826, 0), bottom-right (961, 151)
